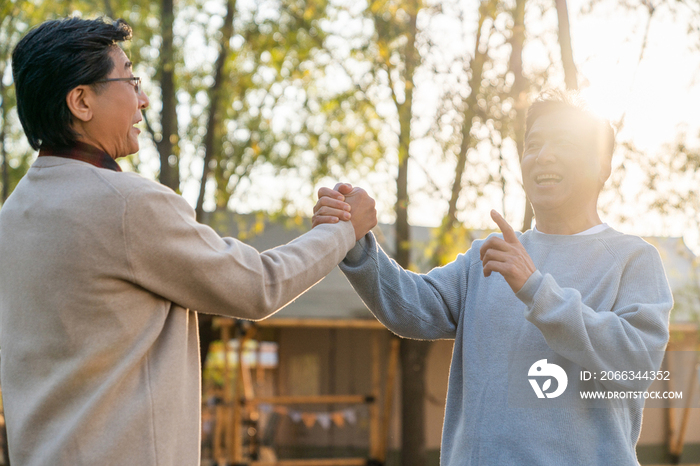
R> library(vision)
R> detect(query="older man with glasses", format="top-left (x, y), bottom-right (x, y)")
top-left (0, 17), bottom-right (377, 465)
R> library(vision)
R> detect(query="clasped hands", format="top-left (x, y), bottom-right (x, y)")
top-left (312, 183), bottom-right (377, 241)
top-left (313, 185), bottom-right (535, 293)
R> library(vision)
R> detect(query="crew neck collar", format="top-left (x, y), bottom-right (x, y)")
top-left (38, 142), bottom-right (122, 172)
top-left (533, 223), bottom-right (609, 236)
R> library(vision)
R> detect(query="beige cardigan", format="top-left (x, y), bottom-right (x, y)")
top-left (0, 156), bottom-right (355, 465)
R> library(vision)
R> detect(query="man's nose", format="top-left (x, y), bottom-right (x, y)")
top-left (536, 143), bottom-right (557, 164)
top-left (139, 91), bottom-right (150, 109)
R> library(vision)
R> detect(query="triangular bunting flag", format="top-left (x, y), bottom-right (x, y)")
top-left (344, 409), bottom-right (357, 425)
top-left (332, 412), bottom-right (345, 427)
top-left (317, 413), bottom-right (331, 429)
top-left (301, 413), bottom-right (317, 428)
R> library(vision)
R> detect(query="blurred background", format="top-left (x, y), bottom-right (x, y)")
top-left (1, 0), bottom-right (700, 465)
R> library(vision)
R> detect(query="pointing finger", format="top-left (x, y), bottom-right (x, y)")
top-left (491, 210), bottom-right (518, 244)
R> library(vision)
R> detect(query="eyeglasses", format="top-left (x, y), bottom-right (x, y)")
top-left (93, 76), bottom-right (141, 95)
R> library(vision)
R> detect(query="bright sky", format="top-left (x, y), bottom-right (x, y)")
top-left (569, 0), bottom-right (700, 253)
top-left (400, 0), bottom-right (700, 253)
top-left (573, 0), bottom-right (700, 149)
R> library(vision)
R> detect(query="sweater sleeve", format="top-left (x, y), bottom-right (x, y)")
top-left (515, 241), bottom-right (673, 391)
top-left (338, 232), bottom-right (467, 340)
top-left (122, 185), bottom-right (356, 320)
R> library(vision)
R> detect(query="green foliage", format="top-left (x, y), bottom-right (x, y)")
top-left (0, 0), bottom-right (386, 213)
top-left (199, 0), bottom-right (384, 211)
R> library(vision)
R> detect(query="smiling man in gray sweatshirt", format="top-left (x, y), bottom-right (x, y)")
top-left (313, 91), bottom-right (673, 465)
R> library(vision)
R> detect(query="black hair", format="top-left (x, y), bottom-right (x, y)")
top-left (11, 17), bottom-right (132, 150)
top-left (525, 89), bottom-right (616, 160)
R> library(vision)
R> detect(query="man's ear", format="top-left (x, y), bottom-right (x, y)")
top-left (66, 86), bottom-right (94, 123)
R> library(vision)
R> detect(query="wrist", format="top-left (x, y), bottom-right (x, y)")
top-left (515, 270), bottom-right (543, 307)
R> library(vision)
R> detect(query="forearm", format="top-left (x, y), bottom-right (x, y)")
top-left (126, 187), bottom-right (357, 320)
top-left (224, 221), bottom-right (357, 319)
top-left (340, 233), bottom-right (460, 340)
top-left (517, 270), bottom-right (672, 390)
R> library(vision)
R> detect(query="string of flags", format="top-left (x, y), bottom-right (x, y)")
top-left (258, 404), bottom-right (358, 429)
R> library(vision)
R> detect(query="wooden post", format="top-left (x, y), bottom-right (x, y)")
top-left (241, 328), bottom-right (257, 400)
top-left (213, 403), bottom-right (226, 463)
top-left (666, 323), bottom-right (699, 460)
top-left (672, 352), bottom-right (700, 457)
top-left (256, 340), bottom-right (265, 387)
top-left (666, 353), bottom-right (678, 454)
top-left (219, 322), bottom-right (232, 464)
top-left (231, 326), bottom-right (246, 463)
top-left (369, 331), bottom-right (382, 460)
top-left (378, 336), bottom-right (400, 462)
top-left (240, 328), bottom-right (257, 460)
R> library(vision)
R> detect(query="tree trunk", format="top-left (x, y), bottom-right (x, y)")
top-left (195, 0), bottom-right (236, 222)
top-left (195, 0), bottom-right (236, 368)
top-left (1, 72), bottom-right (8, 203)
top-left (554, 0), bottom-right (578, 90)
top-left (433, 0), bottom-right (497, 265)
top-left (395, 138), bottom-right (410, 269)
top-left (157, 0), bottom-right (180, 192)
top-left (400, 339), bottom-right (429, 466)
top-left (392, 4), bottom-right (432, 466)
top-left (509, 0), bottom-right (534, 231)
top-left (103, 0), bottom-right (113, 18)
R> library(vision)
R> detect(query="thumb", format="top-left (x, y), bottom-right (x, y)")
top-left (491, 210), bottom-right (518, 244)
top-left (333, 182), bottom-right (353, 195)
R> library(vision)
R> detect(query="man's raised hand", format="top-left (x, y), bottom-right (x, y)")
top-left (312, 183), bottom-right (353, 226)
top-left (312, 183), bottom-right (377, 241)
top-left (479, 210), bottom-right (536, 293)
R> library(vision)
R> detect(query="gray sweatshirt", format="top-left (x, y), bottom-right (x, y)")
top-left (340, 228), bottom-right (672, 466)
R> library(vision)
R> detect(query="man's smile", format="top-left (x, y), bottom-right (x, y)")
top-left (535, 173), bottom-right (563, 186)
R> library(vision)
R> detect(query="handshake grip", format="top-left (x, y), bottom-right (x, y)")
top-left (312, 183), bottom-right (378, 241)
